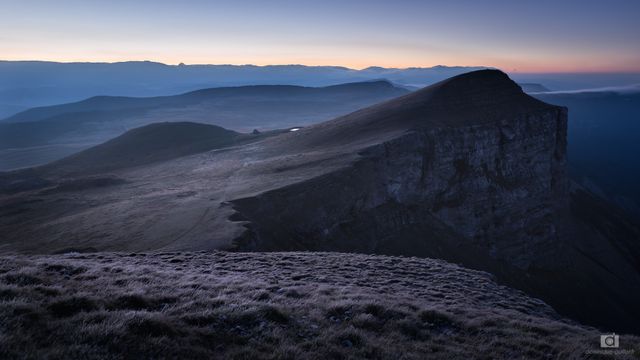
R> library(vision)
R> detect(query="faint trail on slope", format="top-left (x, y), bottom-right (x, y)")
top-left (169, 206), bottom-right (211, 245)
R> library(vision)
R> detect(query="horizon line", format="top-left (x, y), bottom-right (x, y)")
top-left (3, 59), bottom-right (640, 74)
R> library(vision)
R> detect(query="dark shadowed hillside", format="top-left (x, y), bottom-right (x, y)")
top-left (42, 122), bottom-right (247, 175)
top-left (0, 122), bottom-right (282, 195)
top-left (1, 252), bottom-right (633, 359)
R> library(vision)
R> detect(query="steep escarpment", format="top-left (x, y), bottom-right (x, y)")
top-left (229, 70), bottom-right (640, 333)
top-left (231, 70), bottom-right (569, 270)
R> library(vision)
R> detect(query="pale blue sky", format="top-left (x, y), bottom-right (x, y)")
top-left (2, 0), bottom-right (639, 72)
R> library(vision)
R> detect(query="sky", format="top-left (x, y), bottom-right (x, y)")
top-left (2, 0), bottom-right (640, 73)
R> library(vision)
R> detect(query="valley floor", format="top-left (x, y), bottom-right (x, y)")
top-left (0, 251), bottom-right (635, 359)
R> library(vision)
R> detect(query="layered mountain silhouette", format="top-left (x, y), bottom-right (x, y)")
top-left (5, 60), bottom-right (640, 120)
top-left (1, 70), bottom-right (639, 334)
top-left (41, 122), bottom-right (275, 175)
top-left (0, 81), bottom-right (407, 171)
top-left (0, 61), bottom-right (488, 118)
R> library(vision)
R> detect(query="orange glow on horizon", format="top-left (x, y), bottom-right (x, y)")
top-left (2, 54), bottom-right (640, 74)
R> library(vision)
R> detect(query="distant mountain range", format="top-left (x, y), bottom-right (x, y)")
top-left (0, 81), bottom-right (408, 170)
top-left (4, 60), bottom-right (640, 120)
top-left (0, 61), bottom-right (486, 118)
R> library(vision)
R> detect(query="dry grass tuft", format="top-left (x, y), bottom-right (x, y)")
top-left (47, 296), bottom-right (97, 317)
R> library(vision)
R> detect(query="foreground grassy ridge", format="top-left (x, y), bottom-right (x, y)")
top-left (0, 252), bottom-right (634, 359)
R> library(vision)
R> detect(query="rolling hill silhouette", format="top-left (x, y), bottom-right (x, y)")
top-left (0, 61), bottom-right (488, 118)
top-left (43, 122), bottom-right (256, 175)
top-left (0, 81), bottom-right (408, 170)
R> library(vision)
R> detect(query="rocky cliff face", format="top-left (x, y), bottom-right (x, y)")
top-left (232, 72), bottom-right (569, 270)
top-left (229, 71), bottom-right (640, 333)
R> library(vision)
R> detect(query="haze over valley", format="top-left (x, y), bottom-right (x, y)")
top-left (0, 78), bottom-right (408, 170)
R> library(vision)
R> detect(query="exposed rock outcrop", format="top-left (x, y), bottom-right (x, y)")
top-left (229, 71), bottom-right (640, 333)
top-left (231, 71), bottom-right (569, 269)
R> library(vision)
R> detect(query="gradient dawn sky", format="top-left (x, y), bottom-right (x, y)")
top-left (2, 0), bottom-right (640, 72)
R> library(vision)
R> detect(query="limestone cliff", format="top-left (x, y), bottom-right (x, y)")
top-left (231, 70), bottom-right (569, 270)
top-left (229, 71), bottom-right (640, 333)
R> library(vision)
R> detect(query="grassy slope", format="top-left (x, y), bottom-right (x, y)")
top-left (41, 122), bottom-right (243, 176)
top-left (0, 122), bottom-right (265, 195)
top-left (1, 251), bottom-right (634, 360)
top-left (0, 81), bottom-right (408, 171)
